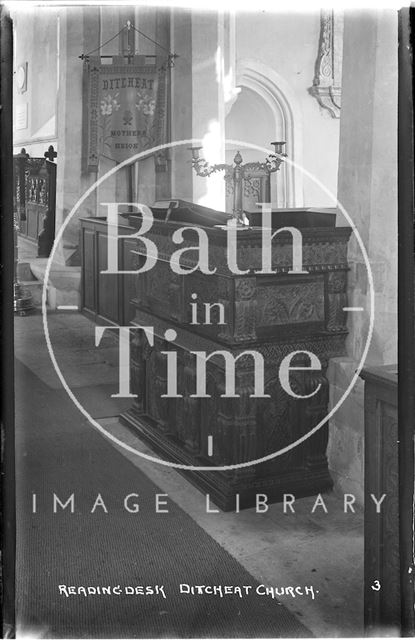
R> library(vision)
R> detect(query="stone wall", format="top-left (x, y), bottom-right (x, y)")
top-left (13, 7), bottom-right (344, 258)
top-left (230, 11), bottom-right (342, 207)
top-left (12, 6), bottom-right (58, 156)
top-left (327, 10), bottom-right (398, 504)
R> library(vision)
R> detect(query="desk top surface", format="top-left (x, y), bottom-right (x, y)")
top-left (360, 364), bottom-right (398, 388)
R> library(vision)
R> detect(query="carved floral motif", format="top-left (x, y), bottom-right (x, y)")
top-left (257, 281), bottom-right (325, 326)
top-left (309, 10), bottom-right (343, 118)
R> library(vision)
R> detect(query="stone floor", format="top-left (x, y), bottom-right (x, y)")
top-left (14, 310), bottom-right (364, 638)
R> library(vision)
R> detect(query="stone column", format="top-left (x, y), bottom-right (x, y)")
top-left (170, 8), bottom-right (193, 201)
top-left (170, 9), bottom-right (227, 209)
top-left (190, 11), bottom-right (226, 210)
top-left (327, 10), bottom-right (398, 503)
top-left (54, 7), bottom-right (99, 267)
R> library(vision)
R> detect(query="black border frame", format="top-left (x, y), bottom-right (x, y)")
top-left (1, 6), bottom-right (16, 639)
top-left (0, 5), bottom-right (414, 638)
top-left (398, 6), bottom-right (415, 637)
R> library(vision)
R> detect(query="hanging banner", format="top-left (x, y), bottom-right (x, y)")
top-left (83, 56), bottom-right (168, 171)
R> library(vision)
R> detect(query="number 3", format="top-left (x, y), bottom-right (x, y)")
top-left (371, 580), bottom-right (381, 591)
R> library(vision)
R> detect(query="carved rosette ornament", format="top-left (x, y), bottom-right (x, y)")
top-left (309, 10), bottom-right (343, 118)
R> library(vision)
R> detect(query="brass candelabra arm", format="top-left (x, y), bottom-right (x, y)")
top-left (265, 152), bottom-right (287, 174)
top-left (266, 141), bottom-right (287, 173)
top-left (188, 143), bottom-right (286, 223)
top-left (188, 147), bottom-right (231, 178)
top-left (191, 159), bottom-right (231, 178)
top-left (190, 158), bottom-right (216, 177)
top-left (209, 163), bottom-right (232, 175)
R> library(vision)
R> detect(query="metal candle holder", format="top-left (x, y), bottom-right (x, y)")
top-left (189, 141), bottom-right (287, 224)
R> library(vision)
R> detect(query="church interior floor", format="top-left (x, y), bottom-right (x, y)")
top-left (14, 310), bottom-right (364, 638)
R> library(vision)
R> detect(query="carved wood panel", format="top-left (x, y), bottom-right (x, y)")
top-left (80, 219), bottom-right (137, 326)
top-left (256, 278), bottom-right (325, 327)
top-left (13, 154), bottom-right (56, 256)
top-left (82, 228), bottom-right (96, 313)
top-left (362, 366), bottom-right (400, 635)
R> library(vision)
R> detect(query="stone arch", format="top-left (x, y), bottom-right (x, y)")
top-left (232, 59), bottom-right (304, 207)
